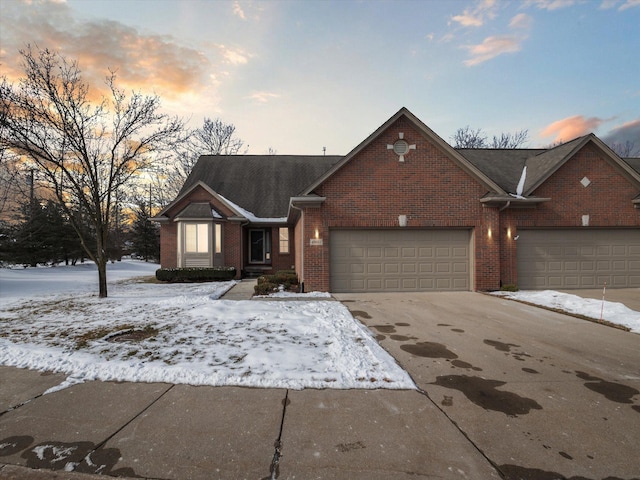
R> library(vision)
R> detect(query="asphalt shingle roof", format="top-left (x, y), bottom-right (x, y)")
top-left (456, 148), bottom-right (544, 193)
top-left (180, 155), bottom-right (342, 218)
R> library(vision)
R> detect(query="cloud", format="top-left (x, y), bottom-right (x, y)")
top-left (245, 91), bottom-right (280, 104)
top-left (526, 0), bottom-right (577, 10)
top-left (232, 1), bottom-right (247, 20)
top-left (0, 1), bottom-right (220, 102)
top-left (461, 11), bottom-right (531, 66)
top-left (216, 44), bottom-right (251, 65)
top-left (541, 115), bottom-right (606, 141)
top-left (602, 119), bottom-right (640, 146)
top-left (463, 36), bottom-right (522, 66)
top-left (600, 0), bottom-right (640, 9)
top-left (451, 0), bottom-right (497, 27)
top-left (509, 13), bottom-right (533, 30)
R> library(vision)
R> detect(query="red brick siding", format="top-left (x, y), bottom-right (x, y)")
top-left (303, 117), bottom-right (501, 292)
top-left (159, 222), bottom-right (178, 269)
top-left (224, 222), bottom-right (243, 279)
top-left (502, 144), bottom-right (640, 287)
top-left (269, 227), bottom-right (295, 273)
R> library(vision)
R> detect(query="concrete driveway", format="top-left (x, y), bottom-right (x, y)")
top-left (334, 291), bottom-right (640, 480)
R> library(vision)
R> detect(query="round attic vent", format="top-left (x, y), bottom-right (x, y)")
top-left (393, 139), bottom-right (409, 156)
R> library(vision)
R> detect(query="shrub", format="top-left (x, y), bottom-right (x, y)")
top-left (501, 284), bottom-right (519, 292)
top-left (155, 267), bottom-right (236, 283)
top-left (254, 270), bottom-right (299, 295)
top-left (254, 281), bottom-right (279, 296)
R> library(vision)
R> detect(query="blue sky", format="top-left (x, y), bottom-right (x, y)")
top-left (1, 0), bottom-right (639, 155)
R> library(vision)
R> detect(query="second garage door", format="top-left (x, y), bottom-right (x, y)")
top-left (517, 229), bottom-right (640, 289)
top-left (330, 229), bottom-right (470, 293)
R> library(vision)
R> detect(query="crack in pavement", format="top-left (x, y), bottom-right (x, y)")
top-left (265, 389), bottom-right (289, 480)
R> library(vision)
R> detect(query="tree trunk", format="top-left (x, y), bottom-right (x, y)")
top-left (97, 256), bottom-right (108, 298)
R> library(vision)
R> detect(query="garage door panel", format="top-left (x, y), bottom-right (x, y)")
top-left (518, 229), bottom-right (640, 289)
top-left (419, 247), bottom-right (434, 258)
top-left (419, 263), bottom-right (434, 273)
top-left (402, 263), bottom-right (416, 274)
top-left (330, 229), bottom-right (470, 292)
top-left (367, 264), bottom-right (382, 274)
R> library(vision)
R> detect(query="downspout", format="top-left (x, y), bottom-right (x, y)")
top-left (290, 203), bottom-right (305, 293)
top-left (239, 220), bottom-right (249, 278)
top-left (499, 200), bottom-right (511, 211)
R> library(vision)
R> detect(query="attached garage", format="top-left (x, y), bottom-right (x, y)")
top-left (330, 229), bottom-right (471, 293)
top-left (517, 229), bottom-right (640, 289)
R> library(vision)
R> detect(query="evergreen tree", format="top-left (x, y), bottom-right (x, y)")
top-left (130, 202), bottom-right (159, 262)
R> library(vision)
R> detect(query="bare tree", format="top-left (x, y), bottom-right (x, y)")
top-left (451, 126), bottom-right (487, 148)
top-left (490, 130), bottom-right (529, 148)
top-left (196, 117), bottom-right (247, 156)
top-left (451, 126), bottom-right (529, 148)
top-left (0, 46), bottom-right (184, 297)
top-left (157, 117), bottom-right (247, 201)
top-left (610, 140), bottom-right (639, 157)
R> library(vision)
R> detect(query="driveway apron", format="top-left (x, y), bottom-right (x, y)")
top-left (335, 291), bottom-right (640, 480)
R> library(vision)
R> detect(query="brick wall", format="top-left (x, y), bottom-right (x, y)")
top-left (302, 117), bottom-right (502, 292)
top-left (501, 144), bottom-right (640, 287)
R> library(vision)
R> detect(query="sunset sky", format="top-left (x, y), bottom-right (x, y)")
top-left (1, 0), bottom-right (639, 155)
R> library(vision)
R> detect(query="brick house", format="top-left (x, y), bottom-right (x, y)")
top-left (153, 108), bottom-right (640, 292)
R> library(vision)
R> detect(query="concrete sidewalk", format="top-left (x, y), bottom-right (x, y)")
top-left (220, 279), bottom-right (257, 300)
top-left (0, 366), bottom-right (498, 480)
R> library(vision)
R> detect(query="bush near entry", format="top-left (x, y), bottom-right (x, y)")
top-left (254, 270), bottom-right (299, 296)
top-left (155, 267), bottom-right (236, 283)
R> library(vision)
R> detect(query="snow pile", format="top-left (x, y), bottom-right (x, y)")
top-left (0, 261), bottom-right (415, 391)
top-left (492, 290), bottom-right (640, 333)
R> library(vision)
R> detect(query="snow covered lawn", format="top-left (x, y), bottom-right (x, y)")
top-left (0, 261), bottom-right (415, 391)
top-left (490, 290), bottom-right (640, 333)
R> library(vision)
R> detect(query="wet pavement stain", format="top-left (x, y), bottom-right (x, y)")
top-left (395, 322), bottom-right (410, 326)
top-left (451, 359), bottom-right (482, 371)
top-left (576, 371), bottom-right (639, 404)
top-left (389, 334), bottom-right (413, 341)
top-left (401, 342), bottom-right (458, 359)
top-left (441, 395), bottom-right (453, 406)
top-left (375, 334), bottom-right (386, 341)
top-left (335, 441), bottom-right (366, 453)
top-left (558, 451), bottom-right (573, 460)
top-left (0, 436), bottom-right (138, 477)
top-left (522, 367), bottom-right (539, 374)
top-left (371, 325), bottom-right (396, 334)
top-left (451, 328), bottom-right (465, 333)
top-left (0, 435), bottom-right (33, 456)
top-left (349, 310), bottom-right (372, 319)
top-left (498, 464), bottom-right (628, 480)
top-left (432, 375), bottom-right (542, 416)
top-left (437, 323), bottom-right (452, 327)
top-left (484, 339), bottom-right (520, 352)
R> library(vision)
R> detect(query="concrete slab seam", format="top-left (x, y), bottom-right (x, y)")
top-left (76, 383), bottom-right (175, 475)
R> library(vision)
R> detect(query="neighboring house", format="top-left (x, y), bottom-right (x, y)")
top-left (153, 108), bottom-right (640, 292)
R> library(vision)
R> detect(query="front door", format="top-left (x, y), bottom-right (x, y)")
top-left (249, 229), bottom-right (271, 263)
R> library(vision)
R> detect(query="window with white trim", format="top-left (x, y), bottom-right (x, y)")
top-left (279, 227), bottom-right (289, 254)
top-left (215, 223), bottom-right (222, 254)
top-left (185, 223), bottom-right (209, 253)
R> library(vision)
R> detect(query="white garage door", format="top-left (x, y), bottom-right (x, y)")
top-left (517, 229), bottom-right (640, 289)
top-left (330, 229), bottom-right (470, 293)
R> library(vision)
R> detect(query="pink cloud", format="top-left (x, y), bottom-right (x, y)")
top-left (0, 1), bottom-right (219, 101)
top-left (451, 0), bottom-right (497, 27)
top-left (541, 115), bottom-right (605, 141)
top-left (463, 36), bottom-right (522, 66)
